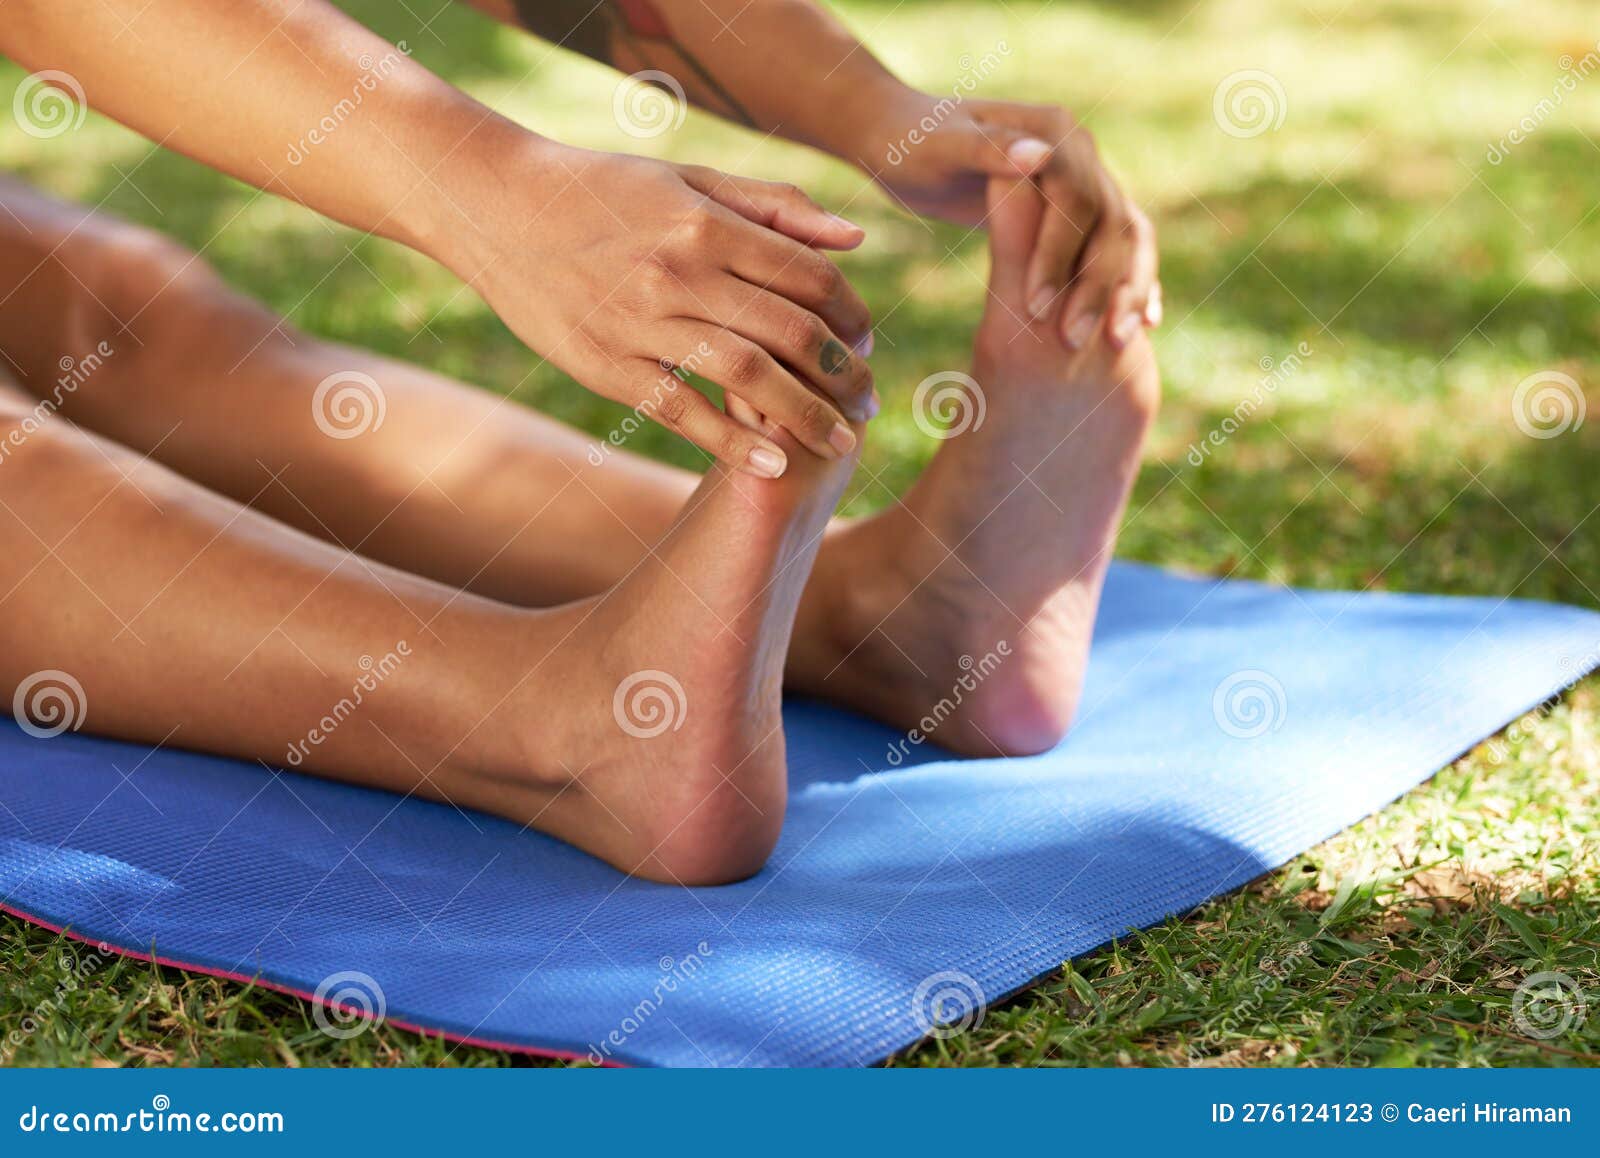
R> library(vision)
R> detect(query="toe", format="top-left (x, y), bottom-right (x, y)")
top-left (985, 176), bottom-right (1048, 315)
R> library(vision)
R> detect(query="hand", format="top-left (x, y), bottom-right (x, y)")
top-left (863, 91), bottom-right (1160, 352)
top-left (453, 141), bottom-right (877, 477)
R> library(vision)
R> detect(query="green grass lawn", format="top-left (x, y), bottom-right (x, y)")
top-left (2, 0), bottom-right (1597, 1066)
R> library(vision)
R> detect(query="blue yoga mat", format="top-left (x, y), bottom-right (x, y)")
top-left (2, 562), bottom-right (1597, 1066)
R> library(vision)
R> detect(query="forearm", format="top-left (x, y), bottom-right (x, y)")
top-left (0, 0), bottom-right (529, 264)
top-left (470, 0), bottom-right (909, 162)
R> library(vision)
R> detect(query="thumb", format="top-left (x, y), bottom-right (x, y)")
top-left (985, 175), bottom-right (1044, 306)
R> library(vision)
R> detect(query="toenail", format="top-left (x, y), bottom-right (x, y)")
top-left (828, 423), bottom-right (857, 455)
top-left (1028, 287), bottom-right (1056, 320)
top-left (1064, 312), bottom-right (1099, 349)
top-left (746, 446), bottom-right (788, 478)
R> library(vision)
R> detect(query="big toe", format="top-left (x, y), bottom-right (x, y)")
top-left (985, 175), bottom-right (1046, 310)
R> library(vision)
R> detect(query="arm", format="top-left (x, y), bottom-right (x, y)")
top-left (1, 0), bottom-right (877, 473)
top-left (473, 0), bottom-right (1161, 350)
top-left (469, 0), bottom-right (893, 157)
top-left (2, 0), bottom-right (491, 257)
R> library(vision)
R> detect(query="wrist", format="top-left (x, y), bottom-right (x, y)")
top-left (391, 107), bottom-right (567, 286)
top-left (838, 80), bottom-right (934, 173)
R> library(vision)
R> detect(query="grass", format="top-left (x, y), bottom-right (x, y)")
top-left (2, 0), bottom-right (1598, 1066)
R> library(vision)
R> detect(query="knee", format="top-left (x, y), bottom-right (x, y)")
top-left (0, 408), bottom-right (108, 542)
top-left (64, 221), bottom-right (275, 376)
top-left (0, 384), bottom-right (56, 469)
top-left (0, 396), bottom-right (99, 481)
top-left (91, 217), bottom-right (216, 293)
top-left (64, 220), bottom-right (206, 325)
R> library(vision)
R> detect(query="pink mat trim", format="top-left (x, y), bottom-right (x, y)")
top-left (0, 900), bottom-right (622, 1067)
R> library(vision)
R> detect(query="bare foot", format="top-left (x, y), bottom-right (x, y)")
top-left (489, 425), bottom-right (860, 884)
top-left (791, 177), bottom-right (1159, 756)
top-left (0, 178), bottom-right (864, 885)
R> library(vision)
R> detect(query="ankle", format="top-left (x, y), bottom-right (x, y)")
top-left (788, 513), bottom-right (919, 694)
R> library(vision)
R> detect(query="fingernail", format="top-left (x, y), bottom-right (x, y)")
top-left (1144, 292), bottom-right (1164, 328)
top-left (1028, 287), bottom-right (1056, 321)
top-left (746, 446), bottom-right (787, 478)
top-left (1113, 311), bottom-right (1141, 347)
top-left (828, 213), bottom-right (865, 237)
top-left (862, 390), bottom-right (881, 420)
top-left (1064, 312), bottom-right (1099, 349)
top-left (828, 423), bottom-right (857, 455)
top-left (852, 330), bottom-right (875, 358)
top-left (1008, 138), bottom-right (1052, 171)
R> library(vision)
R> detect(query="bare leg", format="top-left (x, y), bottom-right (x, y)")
top-left (1, 177), bottom-right (1154, 758)
top-left (0, 175), bottom-right (693, 608)
top-left (0, 369), bottom-right (858, 884)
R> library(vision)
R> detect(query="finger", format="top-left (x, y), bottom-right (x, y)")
top-left (697, 277), bottom-right (876, 421)
top-left (1021, 134), bottom-right (1109, 318)
top-left (725, 226), bottom-right (873, 348)
top-left (1057, 181), bottom-right (1133, 350)
top-left (724, 391), bottom-right (768, 432)
top-left (1022, 182), bottom-right (1096, 326)
top-left (955, 122), bottom-right (1054, 178)
top-left (1056, 228), bottom-right (1119, 350)
top-left (682, 167), bottom-right (865, 251)
top-left (638, 361), bottom-right (791, 478)
top-left (680, 326), bottom-right (857, 461)
top-left (1104, 210), bottom-right (1159, 348)
top-left (1103, 281), bottom-right (1145, 351)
